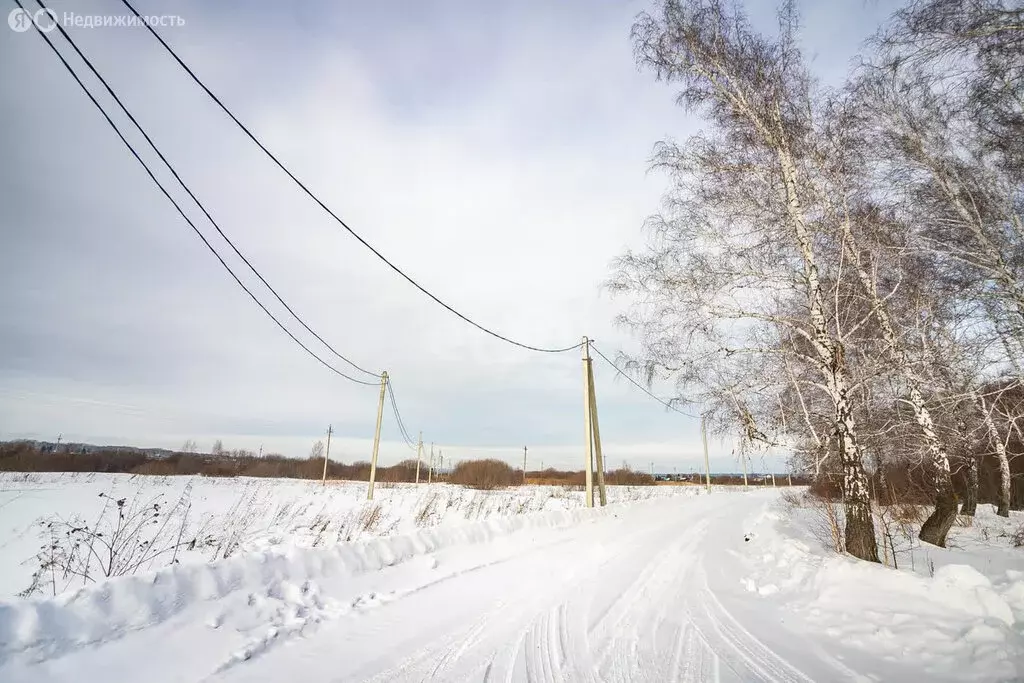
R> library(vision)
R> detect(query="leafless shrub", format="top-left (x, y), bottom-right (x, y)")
top-left (1012, 521), bottom-right (1024, 548)
top-left (780, 489), bottom-right (805, 508)
top-left (604, 468), bottom-right (656, 486)
top-left (20, 484), bottom-right (197, 597)
top-left (786, 491), bottom-right (844, 554)
top-left (414, 492), bottom-right (439, 527)
top-left (450, 459), bottom-right (522, 490)
top-left (358, 504), bottom-right (383, 534)
top-left (309, 513), bottom-right (331, 547)
top-left (206, 484), bottom-right (270, 561)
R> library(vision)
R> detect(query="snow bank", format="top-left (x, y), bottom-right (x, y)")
top-left (0, 472), bottom-right (694, 599)
top-left (739, 501), bottom-right (1024, 682)
top-left (0, 479), bottom-right (689, 663)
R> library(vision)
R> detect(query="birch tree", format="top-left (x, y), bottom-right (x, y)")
top-left (860, 0), bottom-right (1023, 517)
top-left (613, 0), bottom-right (880, 561)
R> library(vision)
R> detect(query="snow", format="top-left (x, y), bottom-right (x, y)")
top-left (740, 497), bottom-right (1024, 682)
top-left (0, 472), bottom-right (691, 600)
top-left (0, 476), bottom-right (1021, 682)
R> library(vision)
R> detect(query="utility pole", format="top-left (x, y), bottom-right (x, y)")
top-left (582, 337), bottom-right (595, 507)
top-left (321, 425), bottom-right (333, 485)
top-left (523, 446), bottom-right (528, 485)
top-left (366, 371), bottom-right (388, 501)
top-left (581, 337), bottom-right (606, 507)
top-left (587, 344), bottom-right (607, 507)
top-left (258, 444), bottom-right (263, 458)
top-left (416, 432), bottom-right (423, 484)
top-left (428, 443), bottom-right (434, 484)
top-left (701, 414), bottom-right (712, 494)
top-left (650, 461), bottom-right (654, 477)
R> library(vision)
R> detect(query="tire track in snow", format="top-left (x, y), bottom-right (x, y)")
top-left (210, 492), bottom-right (823, 683)
top-left (589, 519), bottom-right (709, 682)
top-left (358, 519), bottom-right (634, 682)
top-left (687, 564), bottom-right (813, 683)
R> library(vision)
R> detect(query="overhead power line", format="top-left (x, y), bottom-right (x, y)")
top-left (32, 0), bottom-right (377, 381)
top-left (18, 0), bottom-right (378, 387)
top-left (120, 0), bottom-right (581, 355)
top-left (385, 381), bottom-right (418, 451)
top-left (589, 343), bottom-right (698, 418)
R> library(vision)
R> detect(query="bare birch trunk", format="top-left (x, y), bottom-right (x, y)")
top-left (781, 153), bottom-right (879, 562)
top-left (979, 394), bottom-right (1012, 517)
top-left (910, 383), bottom-right (959, 546)
top-left (832, 370), bottom-right (879, 562)
top-left (996, 448), bottom-right (1012, 517)
top-left (837, 219), bottom-right (957, 546)
top-left (960, 455), bottom-right (978, 517)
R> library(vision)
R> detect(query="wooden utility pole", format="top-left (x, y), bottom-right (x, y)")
top-left (586, 344), bottom-right (607, 506)
top-left (428, 443), bottom-right (434, 484)
top-left (366, 371), bottom-right (388, 501)
top-left (582, 337), bottom-right (595, 507)
top-left (321, 424), bottom-right (333, 485)
top-left (701, 414), bottom-right (711, 494)
top-left (523, 446), bottom-right (528, 484)
top-left (416, 432), bottom-right (423, 484)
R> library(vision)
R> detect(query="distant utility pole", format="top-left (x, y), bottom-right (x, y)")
top-left (258, 444), bottom-right (263, 458)
top-left (700, 414), bottom-right (711, 494)
top-left (523, 446), bottom-right (528, 484)
top-left (581, 337), bottom-right (607, 507)
top-left (367, 371), bottom-right (389, 501)
top-left (321, 425), bottom-right (333, 485)
top-left (416, 432), bottom-right (423, 484)
top-left (428, 443), bottom-right (434, 484)
top-left (650, 461), bottom-right (654, 477)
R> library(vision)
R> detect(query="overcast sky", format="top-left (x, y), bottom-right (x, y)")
top-left (1, 0), bottom-right (898, 473)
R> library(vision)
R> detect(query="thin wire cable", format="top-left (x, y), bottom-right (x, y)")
top-left (389, 386), bottom-right (417, 451)
top-left (385, 382), bottom-right (418, 451)
top-left (389, 386), bottom-right (416, 450)
top-left (119, 0), bottom-right (582, 355)
top-left (589, 343), bottom-right (699, 418)
top-left (16, 2), bottom-right (378, 387)
top-left (34, 0), bottom-right (377, 380)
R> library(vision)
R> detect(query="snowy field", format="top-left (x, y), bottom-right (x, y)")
top-left (0, 475), bottom-right (1021, 681)
top-left (0, 472), bottom-right (694, 600)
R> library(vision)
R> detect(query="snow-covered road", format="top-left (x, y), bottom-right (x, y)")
top-left (3, 489), bottom-right (1011, 682)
